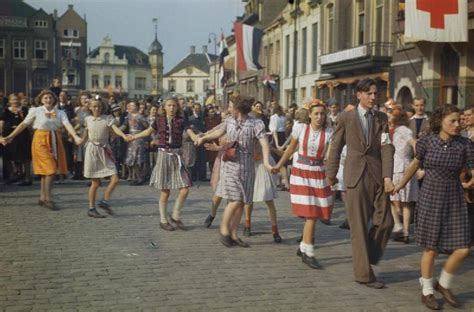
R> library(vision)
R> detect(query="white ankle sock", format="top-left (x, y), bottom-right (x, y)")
top-left (301, 242), bottom-right (314, 257)
top-left (419, 277), bottom-right (434, 296)
top-left (439, 269), bottom-right (454, 289)
top-left (159, 201), bottom-right (168, 223)
top-left (392, 223), bottom-right (403, 233)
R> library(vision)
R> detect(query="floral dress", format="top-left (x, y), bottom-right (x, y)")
top-left (125, 113), bottom-right (148, 166)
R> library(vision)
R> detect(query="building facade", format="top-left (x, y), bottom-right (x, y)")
top-left (86, 36), bottom-right (153, 100)
top-left (55, 4), bottom-right (87, 97)
top-left (0, 0), bottom-right (56, 97)
top-left (163, 45), bottom-right (216, 100)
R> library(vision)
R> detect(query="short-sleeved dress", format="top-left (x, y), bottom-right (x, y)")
top-left (290, 123), bottom-right (333, 219)
top-left (83, 115), bottom-right (117, 178)
top-left (215, 117), bottom-right (265, 204)
top-left (415, 134), bottom-right (473, 253)
top-left (390, 125), bottom-right (418, 202)
top-left (125, 113), bottom-right (148, 166)
top-left (0, 107), bottom-right (31, 162)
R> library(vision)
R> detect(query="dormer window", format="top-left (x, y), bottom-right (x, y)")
top-left (104, 52), bottom-right (110, 64)
top-left (136, 57), bottom-right (142, 65)
top-left (34, 20), bottom-right (48, 28)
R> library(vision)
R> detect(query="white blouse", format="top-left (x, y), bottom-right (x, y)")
top-left (291, 123), bottom-right (333, 157)
top-left (269, 114), bottom-right (286, 132)
top-left (23, 106), bottom-right (71, 130)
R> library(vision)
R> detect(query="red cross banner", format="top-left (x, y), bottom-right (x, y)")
top-left (405, 0), bottom-right (468, 42)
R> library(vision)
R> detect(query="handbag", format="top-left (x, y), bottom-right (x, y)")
top-left (222, 141), bottom-right (238, 162)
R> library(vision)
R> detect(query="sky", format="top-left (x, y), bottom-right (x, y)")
top-left (27, 0), bottom-right (245, 73)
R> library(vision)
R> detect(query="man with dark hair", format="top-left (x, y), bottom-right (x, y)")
top-left (188, 102), bottom-right (208, 181)
top-left (326, 78), bottom-right (395, 289)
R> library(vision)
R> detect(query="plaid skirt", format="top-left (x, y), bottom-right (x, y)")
top-left (415, 170), bottom-right (471, 253)
top-left (149, 149), bottom-right (192, 190)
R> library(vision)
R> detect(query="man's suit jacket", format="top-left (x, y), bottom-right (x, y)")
top-left (408, 116), bottom-right (429, 139)
top-left (326, 108), bottom-right (394, 188)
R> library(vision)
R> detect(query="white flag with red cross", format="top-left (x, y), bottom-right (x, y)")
top-left (405, 0), bottom-right (468, 42)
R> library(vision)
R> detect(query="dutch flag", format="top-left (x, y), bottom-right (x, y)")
top-left (234, 21), bottom-right (263, 72)
top-left (219, 32), bottom-right (229, 87)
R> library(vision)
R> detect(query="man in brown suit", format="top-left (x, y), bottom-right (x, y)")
top-left (326, 78), bottom-right (395, 289)
top-left (408, 98), bottom-right (430, 139)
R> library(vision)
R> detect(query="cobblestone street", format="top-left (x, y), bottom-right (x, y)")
top-left (1, 180), bottom-right (474, 311)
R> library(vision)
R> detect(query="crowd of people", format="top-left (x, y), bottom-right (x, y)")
top-left (1, 77), bottom-right (474, 310)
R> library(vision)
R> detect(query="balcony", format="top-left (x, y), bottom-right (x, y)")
top-left (320, 42), bottom-right (393, 75)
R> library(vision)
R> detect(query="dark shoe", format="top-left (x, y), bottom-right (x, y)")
top-left (435, 283), bottom-right (460, 307)
top-left (243, 226), bottom-right (251, 237)
top-left (17, 181), bottom-right (32, 186)
top-left (357, 280), bottom-right (386, 289)
top-left (320, 219), bottom-right (331, 226)
top-left (160, 222), bottom-right (175, 231)
top-left (297, 247), bottom-right (303, 257)
top-left (204, 214), bottom-right (215, 228)
top-left (98, 200), bottom-right (114, 215)
top-left (273, 233), bottom-right (282, 243)
top-left (296, 235), bottom-right (303, 243)
top-left (393, 235), bottom-right (410, 244)
top-left (129, 180), bottom-right (139, 186)
top-left (301, 253), bottom-right (323, 269)
top-left (38, 199), bottom-right (45, 207)
top-left (169, 217), bottom-right (187, 230)
top-left (339, 220), bottom-right (350, 230)
top-left (220, 234), bottom-right (234, 248)
top-left (421, 294), bottom-right (442, 310)
top-left (87, 209), bottom-right (106, 218)
top-left (232, 238), bottom-right (250, 248)
top-left (44, 201), bottom-right (59, 211)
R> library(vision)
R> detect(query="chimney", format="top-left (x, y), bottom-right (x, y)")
top-left (190, 45), bottom-right (195, 54)
top-left (53, 9), bottom-right (58, 19)
top-left (202, 45), bottom-right (208, 53)
top-left (68, 4), bottom-right (73, 10)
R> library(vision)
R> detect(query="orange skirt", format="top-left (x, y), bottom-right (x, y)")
top-left (32, 129), bottom-right (68, 176)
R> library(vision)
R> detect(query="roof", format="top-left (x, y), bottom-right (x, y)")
top-left (165, 52), bottom-right (218, 76)
top-left (0, 0), bottom-right (38, 18)
top-left (89, 45), bottom-right (149, 66)
top-left (149, 35), bottom-right (163, 53)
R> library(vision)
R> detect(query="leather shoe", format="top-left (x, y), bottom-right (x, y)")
top-left (160, 222), bottom-right (175, 231)
top-left (232, 238), bottom-right (250, 248)
top-left (393, 235), bottom-right (410, 244)
top-left (339, 219), bottom-right (350, 230)
top-left (87, 209), bottom-right (106, 218)
top-left (357, 280), bottom-right (386, 289)
top-left (421, 294), bottom-right (441, 310)
top-left (220, 234), bottom-right (234, 248)
top-left (204, 214), bottom-right (215, 228)
top-left (243, 226), bottom-right (251, 237)
top-left (320, 219), bottom-right (331, 226)
top-left (296, 247), bottom-right (303, 257)
top-left (301, 253), bottom-right (322, 269)
top-left (169, 217), bottom-right (187, 230)
top-left (44, 201), bottom-right (59, 211)
top-left (435, 283), bottom-right (460, 307)
top-left (98, 200), bottom-right (114, 215)
top-left (273, 233), bottom-right (282, 243)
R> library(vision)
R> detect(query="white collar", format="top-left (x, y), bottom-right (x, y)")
top-left (410, 114), bottom-right (428, 120)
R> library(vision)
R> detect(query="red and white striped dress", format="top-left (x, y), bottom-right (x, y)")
top-left (290, 123), bottom-right (333, 219)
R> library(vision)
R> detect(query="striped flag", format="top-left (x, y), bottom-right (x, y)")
top-left (219, 32), bottom-right (229, 87)
top-left (234, 21), bottom-right (263, 72)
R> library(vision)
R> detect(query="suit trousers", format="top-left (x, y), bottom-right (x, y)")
top-left (345, 169), bottom-right (394, 283)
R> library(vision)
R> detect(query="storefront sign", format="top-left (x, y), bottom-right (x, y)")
top-left (320, 45), bottom-right (367, 65)
top-left (0, 16), bottom-right (27, 28)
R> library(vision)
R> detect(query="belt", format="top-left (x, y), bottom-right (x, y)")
top-left (297, 154), bottom-right (324, 166)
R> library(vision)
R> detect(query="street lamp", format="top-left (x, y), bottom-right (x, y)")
top-left (208, 32), bottom-right (218, 102)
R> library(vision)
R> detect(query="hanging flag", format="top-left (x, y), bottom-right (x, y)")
top-left (234, 21), bottom-right (263, 72)
top-left (219, 32), bottom-right (229, 88)
top-left (404, 0), bottom-right (467, 42)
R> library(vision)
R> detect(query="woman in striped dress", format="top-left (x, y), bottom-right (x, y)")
top-left (272, 100), bottom-right (333, 269)
top-left (130, 97), bottom-right (198, 231)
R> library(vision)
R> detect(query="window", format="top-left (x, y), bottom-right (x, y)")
top-left (312, 23), bottom-right (318, 71)
top-left (104, 75), bottom-right (111, 87)
top-left (115, 75), bottom-right (122, 89)
top-left (135, 77), bottom-right (146, 90)
top-left (300, 87), bottom-right (306, 102)
top-left (63, 69), bottom-right (78, 85)
top-left (168, 79), bottom-right (176, 92)
top-left (62, 47), bottom-right (78, 60)
top-left (34, 40), bottom-right (47, 59)
top-left (13, 40), bottom-right (26, 59)
top-left (356, 0), bottom-right (365, 46)
top-left (269, 43), bottom-right (274, 74)
top-left (104, 52), bottom-right (110, 64)
top-left (0, 39), bottom-right (4, 59)
top-left (375, 0), bottom-right (384, 43)
top-left (203, 79), bottom-right (210, 92)
top-left (263, 46), bottom-right (268, 74)
top-left (285, 35), bottom-right (290, 77)
top-left (63, 29), bottom-right (79, 38)
top-left (301, 27), bottom-right (307, 74)
top-left (186, 79), bottom-right (194, 92)
top-left (33, 72), bottom-right (48, 88)
top-left (275, 40), bottom-right (280, 74)
top-left (326, 3), bottom-right (334, 53)
top-left (34, 20), bottom-right (48, 28)
top-left (92, 75), bottom-right (99, 88)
